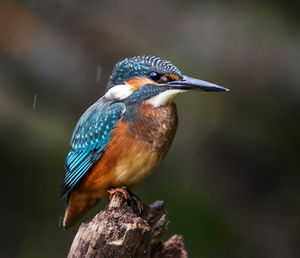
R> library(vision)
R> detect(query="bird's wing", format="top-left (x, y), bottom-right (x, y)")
top-left (60, 99), bottom-right (125, 199)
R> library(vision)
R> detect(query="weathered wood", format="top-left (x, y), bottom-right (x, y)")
top-left (67, 192), bottom-right (187, 258)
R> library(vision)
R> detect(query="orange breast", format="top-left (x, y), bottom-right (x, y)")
top-left (76, 121), bottom-right (160, 198)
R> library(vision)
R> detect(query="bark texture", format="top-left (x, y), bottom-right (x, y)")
top-left (67, 192), bottom-right (187, 258)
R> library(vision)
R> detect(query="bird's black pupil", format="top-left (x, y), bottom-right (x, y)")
top-left (149, 72), bottom-right (161, 81)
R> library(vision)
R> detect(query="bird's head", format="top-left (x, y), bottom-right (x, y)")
top-left (105, 56), bottom-right (228, 106)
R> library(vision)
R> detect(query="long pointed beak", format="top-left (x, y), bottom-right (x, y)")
top-left (167, 75), bottom-right (229, 92)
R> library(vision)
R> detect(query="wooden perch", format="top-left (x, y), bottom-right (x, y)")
top-left (67, 192), bottom-right (188, 258)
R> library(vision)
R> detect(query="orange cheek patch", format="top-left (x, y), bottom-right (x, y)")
top-left (125, 77), bottom-right (159, 90)
top-left (166, 74), bottom-right (180, 81)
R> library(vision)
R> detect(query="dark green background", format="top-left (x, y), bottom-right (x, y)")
top-left (0, 1), bottom-right (299, 257)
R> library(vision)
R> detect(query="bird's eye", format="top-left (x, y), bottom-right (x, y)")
top-left (149, 72), bottom-right (161, 81)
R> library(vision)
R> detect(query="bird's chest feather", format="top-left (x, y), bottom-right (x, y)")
top-left (110, 103), bottom-right (178, 188)
top-left (124, 103), bottom-right (178, 152)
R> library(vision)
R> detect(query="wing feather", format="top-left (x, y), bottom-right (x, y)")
top-left (60, 99), bottom-right (125, 199)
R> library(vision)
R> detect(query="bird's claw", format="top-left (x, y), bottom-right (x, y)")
top-left (131, 194), bottom-right (143, 215)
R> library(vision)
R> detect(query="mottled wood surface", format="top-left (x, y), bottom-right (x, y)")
top-left (67, 193), bottom-right (187, 258)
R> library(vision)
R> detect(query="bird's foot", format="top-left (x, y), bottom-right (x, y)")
top-left (107, 186), bottom-right (131, 200)
top-left (107, 186), bottom-right (143, 215)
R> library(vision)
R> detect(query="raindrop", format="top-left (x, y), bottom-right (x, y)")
top-left (33, 94), bottom-right (38, 110)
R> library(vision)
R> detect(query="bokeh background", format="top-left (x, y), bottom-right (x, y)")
top-left (0, 1), bottom-right (299, 257)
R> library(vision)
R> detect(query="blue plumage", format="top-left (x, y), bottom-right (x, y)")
top-left (60, 99), bottom-right (125, 198)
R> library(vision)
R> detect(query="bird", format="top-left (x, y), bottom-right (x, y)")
top-left (60, 55), bottom-right (228, 229)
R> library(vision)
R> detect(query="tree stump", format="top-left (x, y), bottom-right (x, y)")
top-left (67, 192), bottom-right (187, 258)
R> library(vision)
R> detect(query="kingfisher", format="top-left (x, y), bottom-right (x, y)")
top-left (60, 55), bottom-right (228, 229)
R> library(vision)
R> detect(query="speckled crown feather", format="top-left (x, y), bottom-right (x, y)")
top-left (107, 56), bottom-right (182, 89)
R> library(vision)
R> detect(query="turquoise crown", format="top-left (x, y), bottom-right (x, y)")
top-left (107, 56), bottom-right (182, 89)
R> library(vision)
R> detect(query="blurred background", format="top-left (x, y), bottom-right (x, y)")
top-left (0, 0), bottom-right (299, 257)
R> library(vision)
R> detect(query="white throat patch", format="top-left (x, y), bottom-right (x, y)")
top-left (147, 89), bottom-right (184, 107)
top-left (104, 84), bottom-right (133, 100)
